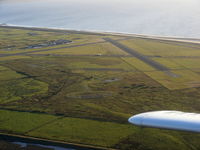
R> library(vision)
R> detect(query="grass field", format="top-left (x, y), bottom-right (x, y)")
top-left (120, 38), bottom-right (200, 57)
top-left (0, 26), bottom-right (200, 150)
top-left (28, 117), bottom-right (136, 147)
top-left (34, 42), bottom-right (129, 56)
top-left (0, 110), bottom-right (57, 133)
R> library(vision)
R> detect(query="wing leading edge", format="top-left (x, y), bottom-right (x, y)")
top-left (128, 111), bottom-right (200, 133)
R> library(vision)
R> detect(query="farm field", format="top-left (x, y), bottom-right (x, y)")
top-left (0, 26), bottom-right (200, 150)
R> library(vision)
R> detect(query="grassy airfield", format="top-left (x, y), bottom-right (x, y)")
top-left (0, 26), bottom-right (200, 150)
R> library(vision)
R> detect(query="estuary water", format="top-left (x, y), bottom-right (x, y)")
top-left (13, 142), bottom-right (75, 150)
top-left (0, 0), bottom-right (200, 38)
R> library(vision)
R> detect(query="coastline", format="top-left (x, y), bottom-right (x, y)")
top-left (1, 24), bottom-right (200, 44)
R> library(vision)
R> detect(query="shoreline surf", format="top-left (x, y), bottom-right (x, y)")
top-left (1, 24), bottom-right (200, 44)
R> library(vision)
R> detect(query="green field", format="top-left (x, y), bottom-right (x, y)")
top-left (0, 26), bottom-right (200, 150)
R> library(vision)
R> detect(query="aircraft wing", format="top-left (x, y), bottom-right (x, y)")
top-left (128, 111), bottom-right (200, 133)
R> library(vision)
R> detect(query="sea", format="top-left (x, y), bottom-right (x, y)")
top-left (0, 0), bottom-right (200, 38)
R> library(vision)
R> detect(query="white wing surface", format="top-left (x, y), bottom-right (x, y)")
top-left (128, 111), bottom-right (200, 133)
